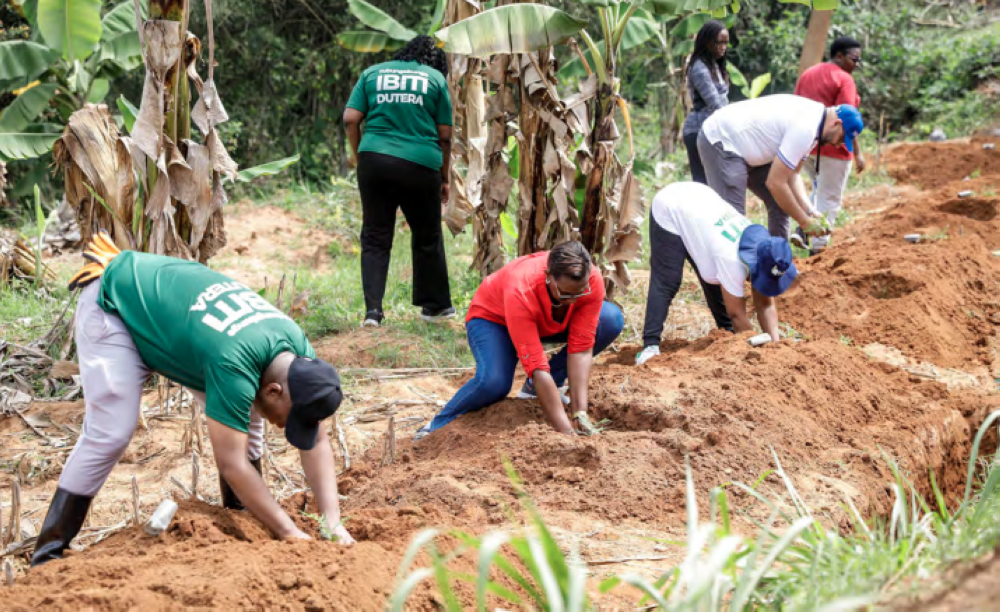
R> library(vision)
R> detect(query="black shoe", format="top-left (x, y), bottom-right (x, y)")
top-left (789, 226), bottom-right (810, 250)
top-left (220, 457), bottom-right (263, 511)
top-left (421, 306), bottom-right (456, 322)
top-left (31, 488), bottom-right (93, 567)
top-left (362, 309), bottom-right (383, 328)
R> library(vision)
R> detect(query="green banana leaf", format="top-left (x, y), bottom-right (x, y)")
top-left (236, 155), bottom-right (300, 183)
top-left (0, 132), bottom-right (61, 161)
top-left (436, 4), bottom-right (587, 58)
top-left (347, 0), bottom-right (417, 42)
top-left (36, 0), bottom-right (103, 62)
top-left (87, 78), bottom-right (110, 103)
top-left (117, 94), bottom-right (139, 133)
top-left (0, 41), bottom-right (59, 86)
top-left (101, 1), bottom-right (143, 40)
top-left (670, 12), bottom-right (710, 38)
top-left (337, 31), bottom-right (405, 53)
top-left (98, 31), bottom-right (143, 68)
top-left (428, 0), bottom-right (447, 35)
top-left (780, 0), bottom-right (839, 9)
top-left (0, 83), bottom-right (58, 132)
top-left (619, 9), bottom-right (663, 50)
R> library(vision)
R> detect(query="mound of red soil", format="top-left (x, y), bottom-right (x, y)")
top-left (6, 500), bottom-right (414, 612)
top-left (886, 142), bottom-right (1000, 190)
top-left (781, 179), bottom-right (1000, 370)
top-left (6, 141), bottom-right (1000, 611)
top-left (346, 334), bottom-right (998, 531)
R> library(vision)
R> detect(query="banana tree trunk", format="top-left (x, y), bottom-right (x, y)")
top-left (580, 79), bottom-right (616, 255)
top-left (61, 0), bottom-right (234, 262)
top-left (798, 9), bottom-right (833, 76)
top-left (151, 0), bottom-right (194, 249)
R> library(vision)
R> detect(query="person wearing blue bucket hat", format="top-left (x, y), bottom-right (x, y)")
top-left (697, 93), bottom-right (863, 243)
top-left (637, 182), bottom-right (798, 366)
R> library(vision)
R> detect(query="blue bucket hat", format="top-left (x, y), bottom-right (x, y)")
top-left (739, 225), bottom-right (798, 297)
top-left (836, 105), bottom-right (864, 153)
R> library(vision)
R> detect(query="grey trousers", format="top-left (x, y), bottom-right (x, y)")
top-left (61, 282), bottom-right (265, 497)
top-left (697, 130), bottom-right (791, 239)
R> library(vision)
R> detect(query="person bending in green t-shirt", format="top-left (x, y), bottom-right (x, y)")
top-left (31, 234), bottom-right (354, 567)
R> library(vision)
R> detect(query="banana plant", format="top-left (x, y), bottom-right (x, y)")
top-left (337, 0), bottom-right (447, 53)
top-left (0, 0), bottom-right (144, 162)
top-left (728, 64), bottom-right (772, 99)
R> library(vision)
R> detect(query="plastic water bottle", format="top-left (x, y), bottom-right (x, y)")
top-left (144, 499), bottom-right (179, 536)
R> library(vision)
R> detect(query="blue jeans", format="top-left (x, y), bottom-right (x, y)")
top-left (427, 302), bottom-right (625, 431)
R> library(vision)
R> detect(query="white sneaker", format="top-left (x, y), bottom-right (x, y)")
top-left (636, 345), bottom-right (661, 365)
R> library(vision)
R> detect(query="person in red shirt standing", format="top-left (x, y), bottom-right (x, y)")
top-left (415, 242), bottom-right (624, 439)
top-left (792, 36), bottom-right (866, 253)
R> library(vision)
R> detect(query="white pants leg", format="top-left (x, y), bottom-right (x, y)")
top-left (60, 282), bottom-right (151, 497)
top-left (190, 391), bottom-right (265, 461)
top-left (802, 155), bottom-right (852, 248)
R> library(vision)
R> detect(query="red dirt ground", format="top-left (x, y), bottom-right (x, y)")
top-left (4, 139), bottom-right (1000, 610)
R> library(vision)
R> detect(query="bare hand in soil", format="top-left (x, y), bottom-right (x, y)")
top-left (332, 524), bottom-right (356, 545)
top-left (573, 411), bottom-right (600, 436)
top-left (282, 528), bottom-right (312, 541)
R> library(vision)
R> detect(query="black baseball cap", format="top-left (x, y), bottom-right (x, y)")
top-left (285, 357), bottom-right (343, 451)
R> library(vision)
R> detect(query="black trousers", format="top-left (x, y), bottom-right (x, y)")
top-left (642, 211), bottom-right (732, 347)
top-left (683, 131), bottom-right (707, 185)
top-left (358, 152), bottom-right (452, 313)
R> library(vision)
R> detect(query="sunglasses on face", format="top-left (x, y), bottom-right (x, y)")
top-left (546, 276), bottom-right (592, 300)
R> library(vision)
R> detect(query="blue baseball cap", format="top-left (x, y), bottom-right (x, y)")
top-left (836, 105), bottom-right (864, 152)
top-left (739, 225), bottom-right (798, 297)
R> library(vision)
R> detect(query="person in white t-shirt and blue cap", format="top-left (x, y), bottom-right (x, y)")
top-left (697, 94), bottom-right (864, 242)
top-left (637, 182), bottom-right (798, 365)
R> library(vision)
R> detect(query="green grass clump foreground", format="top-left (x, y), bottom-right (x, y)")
top-left (390, 412), bottom-right (1000, 611)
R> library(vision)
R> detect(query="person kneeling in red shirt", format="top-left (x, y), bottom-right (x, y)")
top-left (416, 241), bottom-right (624, 438)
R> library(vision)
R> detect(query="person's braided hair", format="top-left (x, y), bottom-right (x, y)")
top-left (548, 241), bottom-right (591, 282)
top-left (690, 20), bottom-right (729, 85)
top-left (394, 35), bottom-right (448, 77)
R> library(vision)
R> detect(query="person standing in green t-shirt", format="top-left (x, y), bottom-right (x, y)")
top-left (31, 235), bottom-right (354, 568)
top-left (343, 35), bottom-right (455, 329)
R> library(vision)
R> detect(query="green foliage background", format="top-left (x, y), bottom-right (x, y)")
top-left (1, 0), bottom-right (998, 215)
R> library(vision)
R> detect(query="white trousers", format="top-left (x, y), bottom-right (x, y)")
top-left (60, 282), bottom-right (265, 497)
top-left (801, 154), bottom-right (852, 248)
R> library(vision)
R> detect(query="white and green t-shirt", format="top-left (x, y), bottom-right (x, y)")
top-left (651, 182), bottom-right (751, 297)
top-left (98, 252), bottom-right (315, 433)
top-left (346, 60), bottom-right (452, 170)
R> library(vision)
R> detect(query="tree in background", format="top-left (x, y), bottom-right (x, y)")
top-left (436, 0), bottom-right (794, 293)
top-left (337, 0), bottom-right (447, 53)
top-left (0, 0), bottom-right (144, 198)
top-left (51, 0), bottom-right (295, 261)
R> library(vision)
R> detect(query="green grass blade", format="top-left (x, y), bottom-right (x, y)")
top-left (963, 410), bottom-right (1000, 506)
top-left (388, 568), bottom-right (433, 612)
top-left (476, 532), bottom-right (510, 612)
top-left (731, 515), bottom-right (814, 610)
top-left (395, 528), bottom-right (439, 584)
top-left (616, 572), bottom-right (669, 609)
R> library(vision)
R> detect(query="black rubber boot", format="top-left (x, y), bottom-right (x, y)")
top-left (219, 457), bottom-right (263, 511)
top-left (30, 487), bottom-right (93, 568)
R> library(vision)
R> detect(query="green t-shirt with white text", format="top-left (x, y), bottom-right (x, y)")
top-left (346, 60), bottom-right (452, 170)
top-left (97, 252), bottom-right (315, 433)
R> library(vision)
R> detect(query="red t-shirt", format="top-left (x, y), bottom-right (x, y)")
top-left (794, 62), bottom-right (861, 160)
top-left (466, 252), bottom-right (605, 378)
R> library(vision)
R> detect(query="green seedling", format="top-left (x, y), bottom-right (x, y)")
top-left (301, 511), bottom-right (348, 542)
